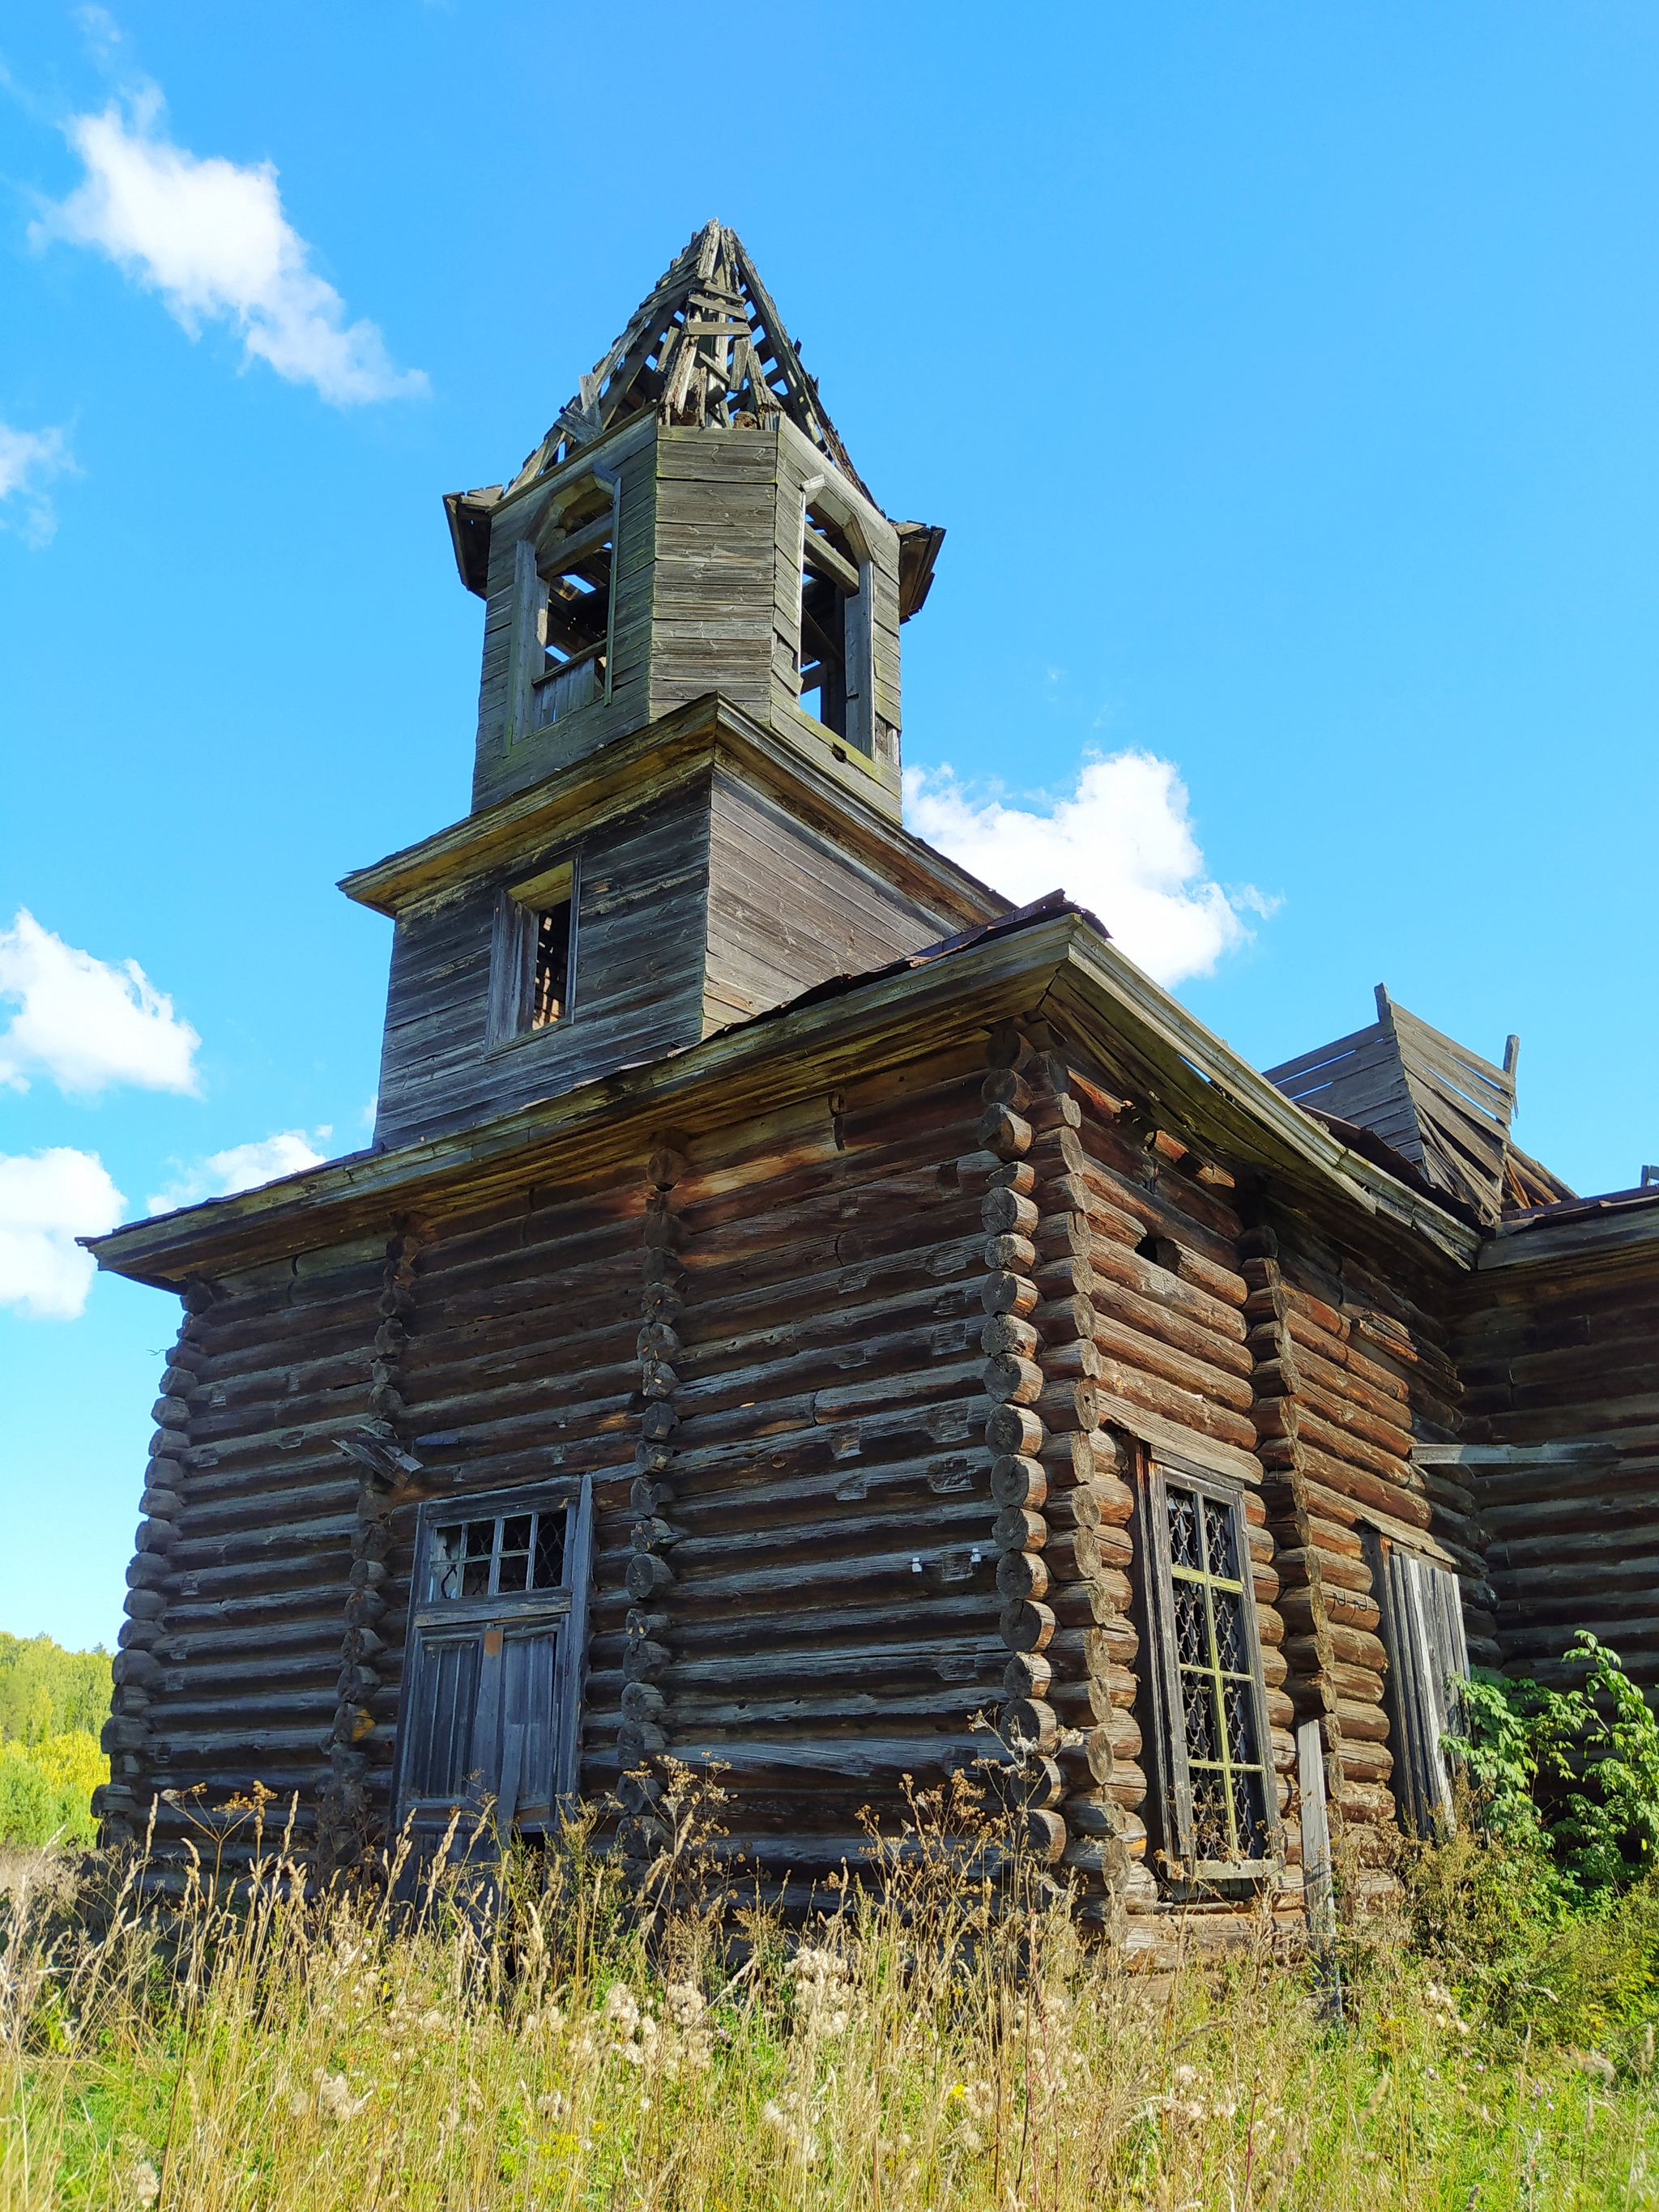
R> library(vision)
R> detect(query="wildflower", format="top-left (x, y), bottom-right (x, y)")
top-left (316, 2070), bottom-right (373, 2121)
top-left (603, 1984), bottom-right (642, 2034)
top-left (963, 2081), bottom-right (996, 2124)
top-left (538, 2090), bottom-right (571, 2120)
top-left (130, 2163), bottom-right (161, 2207)
top-left (665, 1980), bottom-right (705, 2027)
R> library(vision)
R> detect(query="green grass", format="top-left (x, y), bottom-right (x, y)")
top-left (6, 1784), bottom-right (1659, 2210)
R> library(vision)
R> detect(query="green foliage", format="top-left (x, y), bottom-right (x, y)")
top-left (0, 1634), bottom-right (110, 1850)
top-left (0, 1731), bottom-right (106, 1848)
top-left (1444, 1630), bottom-right (1659, 1913)
top-left (0, 1631), bottom-right (113, 1747)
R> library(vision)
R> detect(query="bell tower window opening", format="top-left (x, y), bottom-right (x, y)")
top-left (796, 490), bottom-right (873, 757)
top-left (506, 475), bottom-right (618, 744)
top-left (535, 492), bottom-right (615, 726)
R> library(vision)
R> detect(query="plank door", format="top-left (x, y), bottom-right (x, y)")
top-left (394, 1476), bottom-right (594, 1839)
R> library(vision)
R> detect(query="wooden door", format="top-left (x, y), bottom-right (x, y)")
top-left (394, 1476), bottom-right (593, 1839)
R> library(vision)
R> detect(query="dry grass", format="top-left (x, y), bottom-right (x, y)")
top-left (3, 1775), bottom-right (1659, 2210)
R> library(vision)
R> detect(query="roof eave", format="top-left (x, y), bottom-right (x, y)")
top-left (87, 911), bottom-right (1478, 1292)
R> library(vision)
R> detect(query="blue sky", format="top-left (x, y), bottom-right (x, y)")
top-left (2, 2), bottom-right (1657, 1650)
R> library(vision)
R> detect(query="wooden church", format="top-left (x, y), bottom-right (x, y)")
top-left (89, 223), bottom-right (1659, 1954)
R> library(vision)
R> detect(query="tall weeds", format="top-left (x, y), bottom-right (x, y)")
top-left (2, 1775), bottom-right (1658, 2210)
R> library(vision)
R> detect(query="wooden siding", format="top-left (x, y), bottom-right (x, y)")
top-left (702, 767), bottom-right (953, 1029)
top-left (373, 779), bottom-right (712, 1150)
top-left (647, 429), bottom-right (779, 724)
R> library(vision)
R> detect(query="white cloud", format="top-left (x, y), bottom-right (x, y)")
top-left (0, 418), bottom-right (75, 544)
top-left (0, 1149), bottom-right (126, 1320)
top-left (0, 909), bottom-right (200, 1097)
top-left (147, 1128), bottom-right (325, 1216)
top-left (906, 751), bottom-right (1274, 987)
top-left (33, 88), bottom-right (427, 407)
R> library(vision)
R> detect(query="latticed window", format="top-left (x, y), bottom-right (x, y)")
top-left (1141, 1459), bottom-right (1279, 1882)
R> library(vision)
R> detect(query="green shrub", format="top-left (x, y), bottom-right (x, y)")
top-left (0, 1731), bottom-right (105, 1848)
top-left (1445, 1630), bottom-right (1659, 1913)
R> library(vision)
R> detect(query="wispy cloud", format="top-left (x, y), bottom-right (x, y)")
top-left (147, 1128), bottom-right (326, 1216)
top-left (0, 1148), bottom-right (125, 1319)
top-left (906, 751), bottom-right (1276, 988)
top-left (0, 910), bottom-right (200, 1097)
top-left (0, 419), bottom-right (75, 544)
top-left (32, 85), bottom-right (427, 406)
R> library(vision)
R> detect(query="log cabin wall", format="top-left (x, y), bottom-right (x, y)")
top-left (603, 1036), bottom-right (1003, 1884)
top-left (1235, 1211), bottom-right (1482, 1900)
top-left (1452, 1208), bottom-right (1659, 1689)
top-left (100, 1234), bottom-right (392, 1849)
top-left (1040, 1039), bottom-right (1302, 1950)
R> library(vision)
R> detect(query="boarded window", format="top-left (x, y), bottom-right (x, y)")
top-left (487, 859), bottom-right (578, 1046)
top-left (394, 1475), bottom-right (594, 1837)
top-left (1363, 1531), bottom-right (1469, 1838)
top-left (1137, 1458), bottom-right (1280, 1882)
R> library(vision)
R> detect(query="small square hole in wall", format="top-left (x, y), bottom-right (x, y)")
top-left (489, 859), bottom-right (578, 1046)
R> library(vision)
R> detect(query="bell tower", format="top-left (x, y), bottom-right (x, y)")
top-left (446, 224), bottom-right (944, 822)
top-left (345, 224), bottom-right (995, 1152)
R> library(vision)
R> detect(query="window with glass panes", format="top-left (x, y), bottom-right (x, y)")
top-left (1141, 1460), bottom-right (1278, 1879)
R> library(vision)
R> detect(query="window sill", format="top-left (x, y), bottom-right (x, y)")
top-left (486, 1017), bottom-right (576, 1059)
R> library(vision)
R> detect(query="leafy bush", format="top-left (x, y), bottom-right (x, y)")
top-left (1445, 1630), bottom-right (1659, 1912)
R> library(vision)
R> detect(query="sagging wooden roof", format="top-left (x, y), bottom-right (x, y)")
top-left (86, 902), bottom-right (1479, 1296)
top-left (1264, 983), bottom-right (1575, 1228)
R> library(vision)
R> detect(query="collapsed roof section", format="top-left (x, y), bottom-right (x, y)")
top-left (1265, 984), bottom-right (1575, 1226)
top-left (442, 222), bottom-right (947, 620)
top-left (512, 220), bottom-right (869, 501)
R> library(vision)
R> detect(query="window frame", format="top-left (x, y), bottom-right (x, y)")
top-left (1363, 1528), bottom-right (1469, 1839)
top-left (486, 855), bottom-right (580, 1051)
top-left (794, 474), bottom-right (875, 758)
top-left (1136, 1452), bottom-right (1282, 1886)
top-left (504, 469), bottom-right (620, 746)
top-left (391, 1474), bottom-right (595, 1837)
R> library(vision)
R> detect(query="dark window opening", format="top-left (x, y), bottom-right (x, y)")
top-left (531, 901), bottom-right (571, 1029)
top-left (798, 499), bottom-right (864, 748)
top-left (534, 488), bottom-right (615, 726)
top-left (488, 859), bottom-right (578, 1047)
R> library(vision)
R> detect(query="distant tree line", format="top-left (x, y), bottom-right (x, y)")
top-left (0, 1631), bottom-right (112, 1850)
